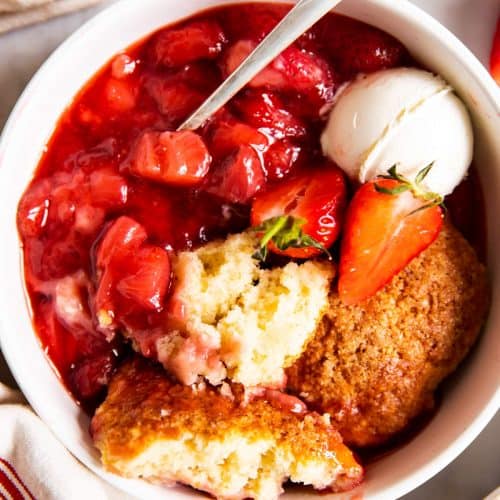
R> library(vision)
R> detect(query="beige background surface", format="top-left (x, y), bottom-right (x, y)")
top-left (0, 1), bottom-right (498, 498)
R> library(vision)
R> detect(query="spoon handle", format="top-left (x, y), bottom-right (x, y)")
top-left (178, 0), bottom-right (343, 131)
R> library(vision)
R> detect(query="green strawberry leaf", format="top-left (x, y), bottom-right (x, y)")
top-left (252, 215), bottom-right (331, 262)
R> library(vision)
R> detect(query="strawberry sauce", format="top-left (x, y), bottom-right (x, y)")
top-left (16, 3), bottom-right (484, 413)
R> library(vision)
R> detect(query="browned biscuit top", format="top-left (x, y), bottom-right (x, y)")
top-left (287, 223), bottom-right (490, 447)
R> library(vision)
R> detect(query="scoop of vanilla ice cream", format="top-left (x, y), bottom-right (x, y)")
top-left (321, 68), bottom-right (473, 196)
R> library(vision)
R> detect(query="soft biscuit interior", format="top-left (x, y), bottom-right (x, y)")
top-left (152, 232), bottom-right (334, 387)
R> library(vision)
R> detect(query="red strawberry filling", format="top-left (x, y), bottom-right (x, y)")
top-left (94, 216), bottom-right (170, 335)
top-left (125, 130), bottom-right (212, 186)
top-left (233, 90), bottom-right (306, 139)
top-left (318, 15), bottom-right (408, 77)
top-left (204, 145), bottom-right (266, 203)
top-left (150, 20), bottom-right (227, 68)
top-left (223, 40), bottom-right (336, 104)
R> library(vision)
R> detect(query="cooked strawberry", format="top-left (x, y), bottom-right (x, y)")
top-left (233, 90), bottom-right (306, 139)
top-left (103, 77), bottom-right (138, 112)
top-left (36, 298), bottom-right (78, 371)
top-left (111, 54), bottom-right (136, 79)
top-left (75, 138), bottom-right (118, 172)
top-left (204, 145), bottom-right (265, 204)
top-left (116, 245), bottom-right (170, 310)
top-left (321, 16), bottom-right (408, 76)
top-left (223, 42), bottom-right (335, 100)
top-left (251, 165), bottom-right (347, 259)
top-left (69, 349), bottom-right (119, 400)
top-left (264, 140), bottom-right (300, 180)
top-left (89, 168), bottom-right (128, 208)
top-left (176, 62), bottom-right (222, 92)
top-left (223, 40), bottom-right (260, 79)
top-left (74, 205), bottom-right (106, 235)
top-left (151, 20), bottom-right (227, 67)
top-left (76, 105), bottom-right (103, 129)
top-left (220, 4), bottom-right (290, 41)
top-left (50, 176), bottom-right (83, 226)
top-left (145, 77), bottom-right (205, 122)
top-left (17, 178), bottom-right (51, 238)
top-left (338, 167), bottom-right (444, 305)
top-left (209, 120), bottom-right (269, 159)
top-left (94, 218), bottom-right (147, 331)
top-left (126, 130), bottom-right (211, 186)
top-left (272, 47), bottom-right (335, 96)
top-left (94, 217), bottom-right (171, 331)
top-left (490, 18), bottom-right (500, 84)
top-left (96, 216), bottom-right (147, 269)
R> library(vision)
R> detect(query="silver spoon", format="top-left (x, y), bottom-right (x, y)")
top-left (178, 0), bottom-right (344, 131)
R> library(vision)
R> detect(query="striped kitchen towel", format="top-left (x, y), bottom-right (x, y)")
top-left (0, 381), bottom-right (132, 500)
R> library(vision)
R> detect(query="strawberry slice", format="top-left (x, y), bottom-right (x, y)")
top-left (126, 130), bottom-right (211, 186)
top-left (251, 165), bottom-right (347, 259)
top-left (490, 18), bottom-right (500, 84)
top-left (116, 245), bottom-right (170, 311)
top-left (223, 41), bottom-right (335, 99)
top-left (151, 20), bottom-right (227, 68)
top-left (233, 90), bottom-right (306, 139)
top-left (204, 145), bottom-right (266, 203)
top-left (338, 167), bottom-right (443, 305)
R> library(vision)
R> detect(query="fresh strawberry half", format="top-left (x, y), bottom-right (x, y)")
top-left (490, 18), bottom-right (500, 84)
top-left (251, 164), bottom-right (347, 259)
top-left (338, 165), bottom-right (444, 305)
top-left (233, 90), bottom-right (306, 139)
top-left (126, 130), bottom-right (211, 186)
top-left (151, 20), bottom-right (227, 68)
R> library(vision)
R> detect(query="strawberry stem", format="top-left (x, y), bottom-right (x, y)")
top-left (252, 215), bottom-right (332, 262)
top-left (259, 215), bottom-right (288, 247)
top-left (375, 163), bottom-right (444, 210)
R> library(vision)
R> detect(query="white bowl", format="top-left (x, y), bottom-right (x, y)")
top-left (0, 0), bottom-right (499, 498)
